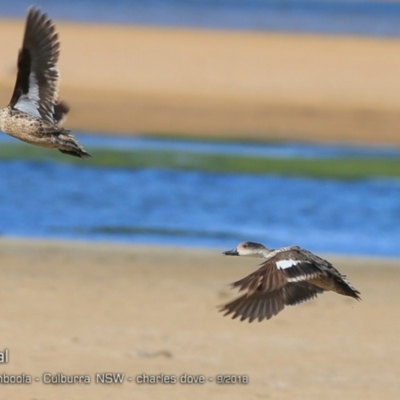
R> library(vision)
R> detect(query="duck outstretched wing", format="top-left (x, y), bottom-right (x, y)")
top-left (9, 8), bottom-right (60, 125)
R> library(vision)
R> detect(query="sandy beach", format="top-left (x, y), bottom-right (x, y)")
top-left (0, 238), bottom-right (398, 399)
top-left (1, 19), bottom-right (400, 144)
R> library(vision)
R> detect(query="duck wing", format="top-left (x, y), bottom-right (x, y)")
top-left (219, 282), bottom-right (324, 322)
top-left (9, 7), bottom-right (60, 125)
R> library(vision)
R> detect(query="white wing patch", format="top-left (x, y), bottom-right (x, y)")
top-left (276, 259), bottom-right (301, 270)
top-left (287, 275), bottom-right (311, 282)
top-left (13, 72), bottom-right (41, 118)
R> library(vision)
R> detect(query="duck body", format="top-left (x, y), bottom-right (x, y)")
top-left (0, 106), bottom-right (85, 157)
top-left (0, 8), bottom-right (90, 158)
top-left (220, 241), bottom-right (361, 322)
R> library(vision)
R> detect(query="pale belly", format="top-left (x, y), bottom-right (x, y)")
top-left (0, 114), bottom-right (57, 148)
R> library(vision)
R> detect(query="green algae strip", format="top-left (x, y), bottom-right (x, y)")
top-left (1, 143), bottom-right (400, 179)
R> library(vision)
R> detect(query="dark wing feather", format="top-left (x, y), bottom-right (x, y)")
top-left (219, 289), bottom-right (286, 323)
top-left (220, 282), bottom-right (324, 323)
top-left (9, 8), bottom-right (60, 124)
top-left (53, 101), bottom-right (70, 125)
top-left (232, 262), bottom-right (288, 294)
top-left (11, 47), bottom-right (31, 102)
top-left (283, 282), bottom-right (325, 306)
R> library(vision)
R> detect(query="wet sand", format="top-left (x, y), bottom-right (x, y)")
top-left (1, 20), bottom-right (400, 145)
top-left (1, 238), bottom-right (399, 399)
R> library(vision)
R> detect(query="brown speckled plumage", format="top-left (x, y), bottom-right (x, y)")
top-left (220, 242), bottom-right (361, 322)
top-left (0, 7), bottom-right (90, 158)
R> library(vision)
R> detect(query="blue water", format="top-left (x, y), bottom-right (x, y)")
top-left (2, 0), bottom-right (400, 37)
top-left (1, 135), bottom-right (400, 257)
top-left (78, 134), bottom-right (400, 159)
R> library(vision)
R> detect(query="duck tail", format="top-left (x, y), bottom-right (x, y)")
top-left (55, 130), bottom-right (91, 159)
top-left (335, 277), bottom-right (361, 300)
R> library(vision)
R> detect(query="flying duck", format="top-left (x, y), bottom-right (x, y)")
top-left (0, 7), bottom-right (90, 158)
top-left (220, 241), bottom-right (361, 322)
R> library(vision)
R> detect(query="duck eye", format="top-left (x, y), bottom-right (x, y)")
top-left (243, 244), bottom-right (248, 248)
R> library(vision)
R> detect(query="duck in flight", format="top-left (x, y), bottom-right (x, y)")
top-left (220, 241), bottom-right (361, 322)
top-left (0, 7), bottom-right (90, 158)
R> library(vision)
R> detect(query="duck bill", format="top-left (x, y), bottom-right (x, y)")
top-left (223, 248), bottom-right (239, 256)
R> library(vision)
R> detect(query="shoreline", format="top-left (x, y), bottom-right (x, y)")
top-left (1, 21), bottom-right (400, 145)
top-left (2, 235), bottom-right (400, 261)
